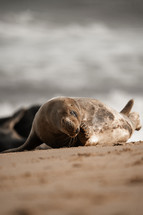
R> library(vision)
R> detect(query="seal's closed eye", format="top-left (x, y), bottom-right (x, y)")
top-left (70, 110), bottom-right (78, 118)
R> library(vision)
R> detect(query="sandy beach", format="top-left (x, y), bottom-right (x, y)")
top-left (0, 141), bottom-right (143, 215)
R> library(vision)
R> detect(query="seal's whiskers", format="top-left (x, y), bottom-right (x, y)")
top-left (68, 137), bottom-right (77, 147)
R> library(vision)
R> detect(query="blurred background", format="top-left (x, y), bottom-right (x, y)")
top-left (0, 0), bottom-right (142, 141)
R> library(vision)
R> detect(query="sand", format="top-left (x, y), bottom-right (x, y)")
top-left (0, 141), bottom-right (143, 215)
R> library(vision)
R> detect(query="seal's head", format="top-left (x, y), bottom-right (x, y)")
top-left (48, 97), bottom-right (81, 137)
top-left (61, 110), bottom-right (80, 137)
top-left (60, 98), bottom-right (81, 137)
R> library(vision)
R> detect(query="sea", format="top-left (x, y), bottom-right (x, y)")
top-left (0, 1), bottom-right (143, 141)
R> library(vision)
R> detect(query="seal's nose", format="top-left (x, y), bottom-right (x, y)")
top-left (75, 128), bottom-right (80, 134)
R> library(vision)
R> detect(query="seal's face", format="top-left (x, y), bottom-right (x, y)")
top-left (61, 110), bottom-right (80, 137)
top-left (57, 99), bottom-right (81, 137)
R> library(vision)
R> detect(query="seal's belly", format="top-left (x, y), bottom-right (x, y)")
top-left (85, 126), bottom-right (130, 146)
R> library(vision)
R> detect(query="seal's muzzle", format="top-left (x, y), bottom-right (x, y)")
top-left (61, 118), bottom-right (80, 137)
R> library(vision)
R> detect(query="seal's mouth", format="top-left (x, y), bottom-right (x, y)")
top-left (65, 125), bottom-right (80, 138)
top-left (61, 118), bottom-right (80, 137)
top-left (68, 127), bottom-right (80, 137)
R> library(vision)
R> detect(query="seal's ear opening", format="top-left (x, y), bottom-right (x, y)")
top-left (120, 99), bottom-right (134, 116)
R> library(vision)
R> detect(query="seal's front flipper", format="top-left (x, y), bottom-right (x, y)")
top-left (78, 122), bottom-right (98, 146)
top-left (78, 122), bottom-right (90, 143)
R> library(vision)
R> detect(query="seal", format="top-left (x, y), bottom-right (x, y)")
top-left (0, 105), bottom-right (40, 152)
top-left (2, 97), bottom-right (141, 153)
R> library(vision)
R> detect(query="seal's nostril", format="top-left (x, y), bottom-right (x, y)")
top-left (75, 128), bottom-right (80, 134)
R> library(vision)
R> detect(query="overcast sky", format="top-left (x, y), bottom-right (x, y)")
top-left (0, 0), bottom-right (143, 27)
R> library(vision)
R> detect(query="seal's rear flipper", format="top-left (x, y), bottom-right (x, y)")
top-left (120, 99), bottom-right (134, 116)
top-left (129, 112), bottom-right (142, 131)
